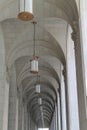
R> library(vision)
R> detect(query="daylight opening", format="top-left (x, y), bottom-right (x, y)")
top-left (38, 128), bottom-right (49, 130)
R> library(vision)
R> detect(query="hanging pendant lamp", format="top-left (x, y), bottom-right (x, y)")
top-left (18, 0), bottom-right (34, 21)
top-left (30, 21), bottom-right (39, 74)
top-left (36, 84), bottom-right (40, 94)
top-left (36, 75), bottom-right (40, 94)
top-left (38, 98), bottom-right (42, 105)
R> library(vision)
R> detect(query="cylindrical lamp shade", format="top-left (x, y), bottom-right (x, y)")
top-left (38, 98), bottom-right (42, 105)
top-left (18, 0), bottom-right (34, 21)
top-left (30, 56), bottom-right (39, 74)
top-left (36, 84), bottom-right (40, 94)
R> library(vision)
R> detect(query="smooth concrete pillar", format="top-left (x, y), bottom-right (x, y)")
top-left (54, 109), bottom-right (56, 130)
top-left (24, 102), bottom-right (28, 130)
top-left (18, 87), bottom-right (23, 130)
top-left (24, 103), bottom-right (26, 130)
top-left (55, 105), bottom-right (58, 130)
top-left (26, 110), bottom-right (28, 130)
top-left (8, 64), bottom-right (18, 130)
top-left (22, 105), bottom-right (24, 130)
top-left (78, 1), bottom-right (87, 129)
top-left (28, 113), bottom-right (30, 130)
top-left (3, 76), bottom-right (9, 130)
top-left (53, 103), bottom-right (58, 130)
top-left (71, 22), bottom-right (86, 123)
top-left (0, 23), bottom-right (9, 130)
top-left (49, 111), bottom-right (55, 130)
top-left (66, 25), bottom-right (80, 130)
top-left (80, 0), bottom-right (87, 114)
top-left (57, 93), bottom-right (61, 130)
top-left (53, 111), bottom-right (55, 130)
top-left (60, 66), bottom-right (67, 130)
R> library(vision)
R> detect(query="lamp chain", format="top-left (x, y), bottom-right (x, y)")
top-left (33, 21), bottom-right (37, 57)
top-left (37, 74), bottom-right (40, 84)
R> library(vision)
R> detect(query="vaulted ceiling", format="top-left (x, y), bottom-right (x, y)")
top-left (0, 0), bottom-right (78, 128)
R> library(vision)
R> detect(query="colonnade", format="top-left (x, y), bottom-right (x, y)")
top-left (0, 22), bottom-right (83, 130)
top-left (0, 0), bottom-right (87, 129)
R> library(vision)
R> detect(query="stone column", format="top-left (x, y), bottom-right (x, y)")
top-left (71, 21), bottom-right (86, 123)
top-left (22, 104), bottom-right (24, 130)
top-left (18, 86), bottom-right (25, 130)
top-left (54, 108), bottom-right (56, 130)
top-left (80, 0), bottom-right (87, 103)
top-left (56, 100), bottom-right (59, 130)
top-left (28, 113), bottom-right (30, 130)
top-left (49, 110), bottom-right (54, 130)
top-left (24, 101), bottom-right (28, 130)
top-left (8, 64), bottom-right (18, 130)
top-left (79, 1), bottom-right (87, 129)
top-left (0, 23), bottom-right (9, 130)
top-left (60, 66), bottom-right (67, 130)
top-left (26, 110), bottom-right (29, 130)
top-left (18, 87), bottom-right (23, 130)
top-left (2, 72), bottom-right (9, 130)
top-left (57, 92), bottom-right (61, 130)
top-left (52, 111), bottom-right (55, 130)
top-left (66, 24), bottom-right (80, 130)
top-left (55, 104), bottom-right (58, 130)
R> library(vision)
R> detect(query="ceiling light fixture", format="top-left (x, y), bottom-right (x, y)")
top-left (18, 0), bottom-right (34, 21)
top-left (30, 21), bottom-right (39, 74)
top-left (36, 75), bottom-right (40, 94)
top-left (38, 98), bottom-right (42, 105)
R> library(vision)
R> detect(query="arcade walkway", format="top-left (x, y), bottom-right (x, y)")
top-left (0, 0), bottom-right (87, 130)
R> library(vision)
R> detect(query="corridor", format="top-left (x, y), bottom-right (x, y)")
top-left (0, 0), bottom-right (87, 130)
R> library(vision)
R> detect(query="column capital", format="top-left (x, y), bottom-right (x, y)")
top-left (62, 66), bottom-right (66, 79)
top-left (62, 66), bottom-right (67, 87)
top-left (73, 21), bottom-right (79, 33)
top-left (71, 21), bottom-right (80, 51)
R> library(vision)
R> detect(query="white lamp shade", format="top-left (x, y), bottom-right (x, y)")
top-left (36, 84), bottom-right (40, 94)
top-left (30, 59), bottom-right (38, 74)
top-left (38, 98), bottom-right (42, 105)
top-left (18, 0), bottom-right (34, 21)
